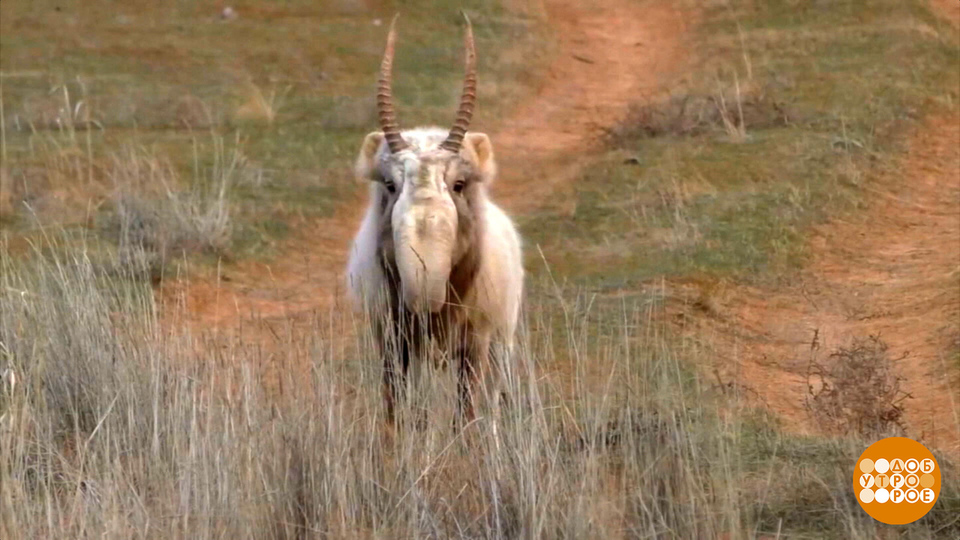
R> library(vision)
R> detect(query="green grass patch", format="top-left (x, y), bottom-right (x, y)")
top-left (524, 0), bottom-right (959, 288)
top-left (1, 0), bottom-right (552, 263)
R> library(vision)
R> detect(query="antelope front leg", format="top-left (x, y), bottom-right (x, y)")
top-left (382, 330), bottom-right (412, 426)
top-left (455, 350), bottom-right (477, 428)
top-left (454, 332), bottom-right (491, 431)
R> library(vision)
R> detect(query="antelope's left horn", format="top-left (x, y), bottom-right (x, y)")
top-left (440, 12), bottom-right (477, 153)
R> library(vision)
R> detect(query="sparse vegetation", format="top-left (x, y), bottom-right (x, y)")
top-left (3, 235), bottom-right (957, 539)
top-left (526, 0), bottom-right (959, 287)
top-left (2, 0), bottom-right (958, 538)
top-left (0, 0), bottom-right (552, 261)
top-left (106, 138), bottom-right (243, 275)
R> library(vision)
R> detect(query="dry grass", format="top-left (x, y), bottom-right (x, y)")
top-left (604, 76), bottom-right (792, 144)
top-left (106, 136), bottom-right (246, 274)
top-left (2, 1), bottom-right (959, 537)
top-left (0, 236), bottom-right (737, 539)
top-left (2, 235), bottom-right (958, 539)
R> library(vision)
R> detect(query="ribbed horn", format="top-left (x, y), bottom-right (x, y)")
top-left (439, 12), bottom-right (477, 153)
top-left (378, 14), bottom-right (409, 153)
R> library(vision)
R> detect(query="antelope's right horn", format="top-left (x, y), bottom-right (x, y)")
top-left (378, 14), bottom-right (409, 154)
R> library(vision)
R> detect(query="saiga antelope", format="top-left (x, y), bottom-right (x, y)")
top-left (346, 14), bottom-right (524, 428)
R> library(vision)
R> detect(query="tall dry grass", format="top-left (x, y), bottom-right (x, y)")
top-left (1, 236), bottom-right (957, 539)
top-left (108, 136), bottom-right (242, 272)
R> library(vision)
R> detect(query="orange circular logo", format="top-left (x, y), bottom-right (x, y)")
top-left (853, 437), bottom-right (941, 524)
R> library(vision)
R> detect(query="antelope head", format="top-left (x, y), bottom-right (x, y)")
top-left (356, 13), bottom-right (497, 314)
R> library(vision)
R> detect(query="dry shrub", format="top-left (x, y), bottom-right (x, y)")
top-left (232, 81), bottom-right (290, 127)
top-left (605, 79), bottom-right (794, 144)
top-left (805, 334), bottom-right (911, 438)
top-left (0, 242), bottom-right (748, 540)
top-left (107, 139), bottom-right (242, 272)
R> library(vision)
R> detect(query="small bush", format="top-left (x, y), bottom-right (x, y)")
top-left (805, 334), bottom-right (911, 438)
top-left (604, 78), bottom-right (795, 145)
top-left (106, 140), bottom-right (243, 272)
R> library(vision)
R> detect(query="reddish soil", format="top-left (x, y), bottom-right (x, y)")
top-left (688, 0), bottom-right (960, 457)
top-left (492, 0), bottom-right (691, 215)
top-left (681, 111), bottom-right (960, 457)
top-left (931, 0), bottom-right (959, 28)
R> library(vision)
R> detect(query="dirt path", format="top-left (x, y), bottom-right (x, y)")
top-left (163, 0), bottom-right (692, 331)
top-left (931, 0), bottom-right (959, 28)
top-left (680, 0), bottom-right (960, 457)
top-left (493, 0), bottom-right (690, 215)
top-left (685, 111), bottom-right (960, 457)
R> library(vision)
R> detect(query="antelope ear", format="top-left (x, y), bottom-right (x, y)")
top-left (355, 132), bottom-right (385, 181)
top-left (464, 132), bottom-right (496, 183)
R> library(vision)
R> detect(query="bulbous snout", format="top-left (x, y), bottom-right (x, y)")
top-left (394, 204), bottom-right (457, 314)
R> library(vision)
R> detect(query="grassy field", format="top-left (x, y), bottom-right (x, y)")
top-left (5, 234), bottom-right (956, 539)
top-left (2, 0), bottom-right (959, 538)
top-left (0, 0), bottom-right (552, 265)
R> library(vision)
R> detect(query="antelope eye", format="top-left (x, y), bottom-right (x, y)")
top-left (453, 180), bottom-right (466, 194)
top-left (383, 179), bottom-right (396, 193)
